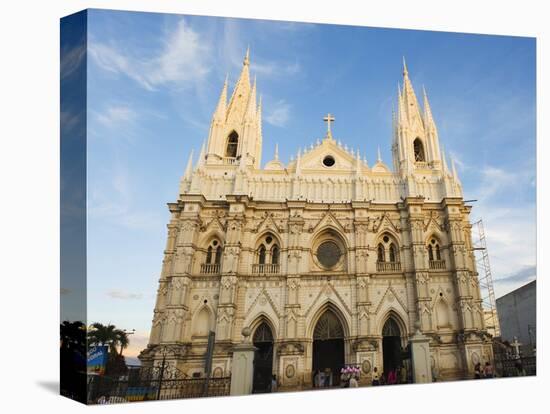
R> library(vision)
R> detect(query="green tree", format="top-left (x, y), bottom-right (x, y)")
top-left (87, 322), bottom-right (130, 376)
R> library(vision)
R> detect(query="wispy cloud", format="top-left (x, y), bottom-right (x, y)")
top-left (61, 42), bottom-right (86, 80)
top-left (88, 165), bottom-right (164, 231)
top-left (494, 265), bottom-right (536, 285)
top-left (107, 290), bottom-right (143, 300)
top-left (89, 19), bottom-right (211, 91)
top-left (264, 99), bottom-right (291, 127)
top-left (95, 105), bottom-right (136, 128)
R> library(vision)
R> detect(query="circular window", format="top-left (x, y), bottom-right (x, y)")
top-left (383, 236), bottom-right (389, 243)
top-left (316, 241), bottom-right (342, 268)
top-left (212, 240), bottom-right (218, 246)
top-left (265, 236), bottom-right (273, 244)
top-left (322, 155), bottom-right (335, 167)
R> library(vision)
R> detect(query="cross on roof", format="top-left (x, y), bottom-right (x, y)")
top-left (323, 113), bottom-right (335, 135)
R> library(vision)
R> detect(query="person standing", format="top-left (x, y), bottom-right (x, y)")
top-left (484, 362), bottom-right (494, 379)
top-left (349, 374), bottom-right (359, 388)
top-left (372, 367), bottom-right (380, 386)
top-left (387, 368), bottom-right (397, 385)
top-left (474, 362), bottom-right (482, 379)
top-left (399, 365), bottom-right (407, 384)
top-left (270, 374), bottom-right (278, 392)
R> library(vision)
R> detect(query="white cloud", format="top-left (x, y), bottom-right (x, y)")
top-left (61, 43), bottom-right (86, 79)
top-left (95, 105), bottom-right (136, 128)
top-left (264, 99), bottom-right (291, 127)
top-left (89, 19), bottom-right (211, 91)
top-left (107, 290), bottom-right (143, 300)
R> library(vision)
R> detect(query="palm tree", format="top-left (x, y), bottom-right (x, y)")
top-left (87, 323), bottom-right (129, 355)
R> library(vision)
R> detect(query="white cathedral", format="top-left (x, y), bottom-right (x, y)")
top-left (139, 50), bottom-right (494, 390)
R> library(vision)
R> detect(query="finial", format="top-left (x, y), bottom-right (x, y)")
top-left (377, 146), bottom-right (382, 162)
top-left (244, 46), bottom-right (250, 66)
top-left (274, 143), bottom-right (279, 160)
top-left (403, 56), bottom-right (408, 77)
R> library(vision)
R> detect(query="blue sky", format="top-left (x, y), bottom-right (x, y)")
top-left (82, 9), bottom-right (536, 359)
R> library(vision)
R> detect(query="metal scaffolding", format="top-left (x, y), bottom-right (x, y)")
top-left (472, 219), bottom-right (500, 337)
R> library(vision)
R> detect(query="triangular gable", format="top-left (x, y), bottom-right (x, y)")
top-left (299, 139), bottom-right (358, 171)
top-left (424, 211), bottom-right (443, 233)
top-left (311, 210), bottom-right (347, 235)
top-left (254, 213), bottom-right (282, 234)
top-left (245, 288), bottom-right (282, 319)
top-left (374, 285), bottom-right (408, 315)
top-left (305, 282), bottom-right (352, 318)
top-left (204, 216), bottom-right (226, 233)
top-left (373, 212), bottom-right (400, 233)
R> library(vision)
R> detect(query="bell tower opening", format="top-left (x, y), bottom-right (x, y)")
top-left (312, 309), bottom-right (345, 387)
top-left (413, 138), bottom-right (425, 162)
top-left (225, 131), bottom-right (239, 158)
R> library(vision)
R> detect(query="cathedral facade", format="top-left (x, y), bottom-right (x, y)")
top-left (139, 51), bottom-right (494, 390)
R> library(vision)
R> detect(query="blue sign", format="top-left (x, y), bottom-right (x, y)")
top-left (87, 345), bottom-right (109, 375)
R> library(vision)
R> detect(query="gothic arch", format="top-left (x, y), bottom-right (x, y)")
top-left (377, 309), bottom-right (408, 340)
top-left (191, 304), bottom-right (215, 337)
top-left (434, 297), bottom-right (453, 330)
top-left (426, 234), bottom-right (443, 261)
top-left (413, 137), bottom-right (426, 162)
top-left (254, 230), bottom-right (283, 250)
top-left (307, 300), bottom-right (350, 339)
top-left (375, 231), bottom-right (401, 263)
top-left (248, 312), bottom-right (278, 341)
top-left (310, 223), bottom-right (349, 251)
top-left (197, 230), bottom-right (225, 251)
top-left (225, 130), bottom-right (239, 158)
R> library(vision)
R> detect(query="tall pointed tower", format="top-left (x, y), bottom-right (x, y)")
top-left (205, 49), bottom-right (263, 169)
top-left (393, 59), bottom-right (442, 177)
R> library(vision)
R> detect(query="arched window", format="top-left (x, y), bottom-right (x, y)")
top-left (254, 233), bottom-right (281, 274)
top-left (258, 245), bottom-right (266, 265)
top-left (389, 243), bottom-right (397, 262)
top-left (428, 244), bottom-right (434, 261)
top-left (226, 131), bottom-right (239, 158)
top-left (202, 239), bottom-right (222, 274)
top-left (377, 244), bottom-right (385, 262)
top-left (413, 138), bottom-right (425, 162)
top-left (271, 245), bottom-right (279, 265)
top-left (428, 238), bottom-right (445, 269)
top-left (215, 246), bottom-right (222, 264)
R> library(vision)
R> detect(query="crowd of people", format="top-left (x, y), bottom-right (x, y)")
top-left (474, 361), bottom-right (494, 379)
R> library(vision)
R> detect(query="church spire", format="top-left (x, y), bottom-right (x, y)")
top-left (213, 75), bottom-right (228, 121)
top-left (274, 142), bottom-right (279, 161)
top-left (183, 149), bottom-right (194, 180)
top-left (245, 76), bottom-right (257, 120)
top-left (227, 49), bottom-right (252, 118)
top-left (197, 141), bottom-right (206, 168)
top-left (401, 57), bottom-right (423, 127)
top-left (422, 86), bottom-right (436, 131)
top-left (441, 145), bottom-right (448, 173)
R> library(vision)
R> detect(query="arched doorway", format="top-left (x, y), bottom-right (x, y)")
top-left (312, 309), bottom-right (345, 386)
top-left (252, 322), bottom-right (274, 393)
top-left (382, 317), bottom-right (403, 373)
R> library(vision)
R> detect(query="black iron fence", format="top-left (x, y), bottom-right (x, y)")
top-left (87, 365), bottom-right (231, 404)
top-left (495, 356), bottom-right (536, 378)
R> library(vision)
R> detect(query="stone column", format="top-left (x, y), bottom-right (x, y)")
top-left (410, 321), bottom-right (432, 384)
top-left (230, 328), bottom-right (257, 396)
